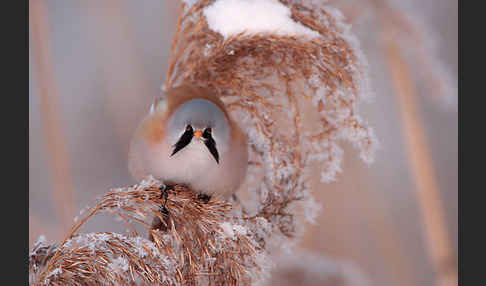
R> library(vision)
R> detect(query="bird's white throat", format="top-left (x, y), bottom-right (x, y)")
top-left (162, 139), bottom-right (219, 184)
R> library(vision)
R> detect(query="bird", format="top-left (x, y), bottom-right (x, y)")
top-left (128, 84), bottom-right (248, 200)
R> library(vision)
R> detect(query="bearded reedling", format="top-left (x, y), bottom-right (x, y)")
top-left (129, 84), bottom-right (248, 204)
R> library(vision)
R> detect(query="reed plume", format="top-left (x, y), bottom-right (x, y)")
top-left (29, 1), bottom-right (377, 285)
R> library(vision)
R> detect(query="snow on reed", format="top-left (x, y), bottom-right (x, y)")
top-left (203, 0), bottom-right (320, 38)
top-left (30, 0), bottom-right (377, 285)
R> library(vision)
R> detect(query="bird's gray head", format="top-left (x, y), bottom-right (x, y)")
top-left (167, 98), bottom-right (231, 163)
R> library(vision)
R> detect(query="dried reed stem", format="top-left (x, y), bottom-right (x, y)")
top-left (30, 178), bottom-right (269, 286)
top-left (382, 20), bottom-right (457, 286)
top-left (30, 0), bottom-right (76, 233)
top-left (164, 2), bottom-right (185, 92)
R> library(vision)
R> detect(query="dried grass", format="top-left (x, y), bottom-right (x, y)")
top-left (29, 1), bottom-right (377, 285)
top-left (30, 178), bottom-right (268, 286)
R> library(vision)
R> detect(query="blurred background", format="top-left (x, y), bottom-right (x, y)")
top-left (29, 1), bottom-right (457, 286)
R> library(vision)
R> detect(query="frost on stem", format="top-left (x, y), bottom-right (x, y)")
top-left (30, 178), bottom-right (271, 286)
top-left (167, 0), bottom-right (377, 190)
top-left (30, 0), bottom-right (377, 285)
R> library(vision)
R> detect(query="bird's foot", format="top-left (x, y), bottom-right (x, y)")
top-left (159, 184), bottom-right (174, 214)
top-left (150, 185), bottom-right (172, 241)
top-left (197, 193), bottom-right (211, 204)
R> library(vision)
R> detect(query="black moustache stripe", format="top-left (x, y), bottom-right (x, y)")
top-left (171, 129), bottom-right (193, 156)
top-left (204, 136), bottom-right (219, 164)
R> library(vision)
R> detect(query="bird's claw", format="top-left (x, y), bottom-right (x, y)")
top-left (158, 184), bottom-right (171, 214)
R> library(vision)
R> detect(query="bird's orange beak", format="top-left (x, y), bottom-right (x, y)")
top-left (194, 130), bottom-right (203, 139)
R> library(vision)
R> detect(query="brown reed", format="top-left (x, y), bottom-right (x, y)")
top-left (30, 0), bottom-right (76, 234)
top-left (29, 1), bottom-right (377, 285)
top-left (30, 178), bottom-right (269, 286)
top-left (380, 11), bottom-right (458, 286)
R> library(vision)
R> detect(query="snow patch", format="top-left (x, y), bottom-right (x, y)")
top-left (220, 222), bottom-right (236, 240)
top-left (203, 0), bottom-right (320, 38)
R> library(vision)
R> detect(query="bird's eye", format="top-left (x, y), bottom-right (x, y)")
top-left (186, 125), bottom-right (193, 132)
top-left (202, 128), bottom-right (212, 138)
